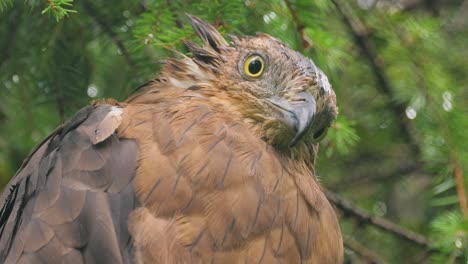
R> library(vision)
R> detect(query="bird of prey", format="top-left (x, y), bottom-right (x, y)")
top-left (0, 16), bottom-right (343, 263)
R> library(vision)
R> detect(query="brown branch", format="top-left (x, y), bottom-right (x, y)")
top-left (409, 249), bottom-right (432, 264)
top-left (344, 236), bottom-right (386, 264)
top-left (451, 152), bottom-right (468, 217)
top-left (284, 0), bottom-right (312, 51)
top-left (329, 0), bottom-right (467, 251)
top-left (446, 0), bottom-right (468, 32)
top-left (81, 1), bottom-right (135, 67)
top-left (330, 161), bottom-right (422, 190)
top-left (330, 0), bottom-right (419, 155)
top-left (324, 189), bottom-right (433, 248)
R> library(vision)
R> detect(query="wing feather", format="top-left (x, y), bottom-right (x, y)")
top-left (0, 105), bottom-right (139, 264)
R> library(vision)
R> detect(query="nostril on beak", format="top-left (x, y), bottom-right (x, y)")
top-left (291, 98), bottom-right (307, 102)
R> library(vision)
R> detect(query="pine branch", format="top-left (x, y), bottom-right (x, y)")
top-left (0, 0), bottom-right (12, 12)
top-left (331, 0), bottom-right (468, 222)
top-left (284, 0), bottom-right (312, 51)
top-left (81, 0), bottom-right (135, 67)
top-left (42, 0), bottom-right (77, 21)
top-left (288, 0), bottom-right (434, 251)
top-left (330, 0), bottom-right (419, 155)
top-left (344, 236), bottom-right (386, 264)
top-left (324, 189), bottom-right (433, 248)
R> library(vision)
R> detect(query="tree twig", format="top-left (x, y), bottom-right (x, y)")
top-left (81, 0), bottom-right (135, 67)
top-left (330, 0), bottom-right (419, 155)
top-left (329, 161), bottom-right (422, 190)
top-left (409, 249), bottom-right (432, 264)
top-left (324, 189), bottom-right (433, 248)
top-left (344, 236), bottom-right (386, 264)
top-left (284, 0), bottom-right (312, 50)
top-left (451, 151), bottom-right (468, 217)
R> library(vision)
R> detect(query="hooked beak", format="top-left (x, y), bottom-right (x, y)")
top-left (268, 92), bottom-right (316, 147)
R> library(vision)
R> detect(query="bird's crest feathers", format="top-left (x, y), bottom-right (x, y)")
top-left (187, 14), bottom-right (228, 52)
top-left (132, 16), bottom-right (338, 161)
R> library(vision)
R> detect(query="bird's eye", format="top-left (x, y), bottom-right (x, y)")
top-left (313, 128), bottom-right (328, 142)
top-left (243, 55), bottom-right (264, 78)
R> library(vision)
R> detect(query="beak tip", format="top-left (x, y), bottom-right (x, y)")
top-left (288, 124), bottom-right (308, 148)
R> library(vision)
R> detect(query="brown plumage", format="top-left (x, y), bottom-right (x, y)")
top-left (0, 16), bottom-right (342, 263)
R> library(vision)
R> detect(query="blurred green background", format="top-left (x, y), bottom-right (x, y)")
top-left (0, 0), bottom-right (467, 262)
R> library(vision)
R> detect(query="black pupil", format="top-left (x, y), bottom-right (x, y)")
top-left (248, 58), bottom-right (262, 74)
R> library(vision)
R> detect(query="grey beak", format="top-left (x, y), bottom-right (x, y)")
top-left (268, 92), bottom-right (316, 147)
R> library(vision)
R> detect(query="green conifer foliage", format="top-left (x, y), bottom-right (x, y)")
top-left (0, 0), bottom-right (467, 262)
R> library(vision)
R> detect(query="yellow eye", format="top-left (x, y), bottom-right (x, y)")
top-left (243, 55), bottom-right (264, 78)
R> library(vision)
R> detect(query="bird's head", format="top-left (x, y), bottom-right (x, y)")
top-left (162, 16), bottom-right (337, 157)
